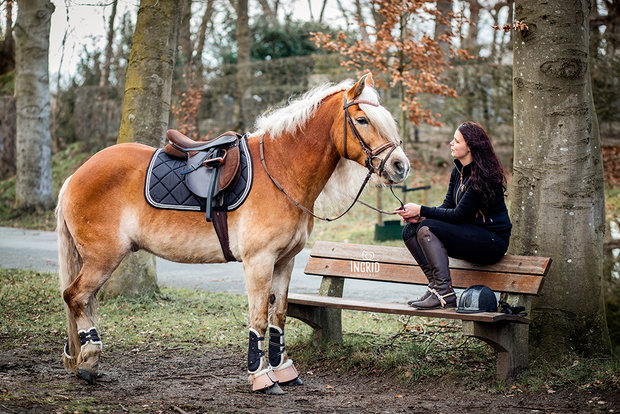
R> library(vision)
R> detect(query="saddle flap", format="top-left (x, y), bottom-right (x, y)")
top-left (219, 146), bottom-right (241, 191)
top-left (185, 155), bottom-right (217, 198)
top-left (183, 145), bottom-right (241, 198)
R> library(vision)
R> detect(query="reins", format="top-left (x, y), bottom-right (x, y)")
top-left (259, 93), bottom-right (403, 222)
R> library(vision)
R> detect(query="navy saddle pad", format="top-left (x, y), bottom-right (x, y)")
top-left (144, 135), bottom-right (253, 212)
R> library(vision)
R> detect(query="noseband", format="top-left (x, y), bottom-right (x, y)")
top-left (259, 92), bottom-right (404, 221)
top-left (342, 95), bottom-right (400, 176)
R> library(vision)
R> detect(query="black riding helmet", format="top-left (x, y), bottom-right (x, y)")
top-left (457, 285), bottom-right (498, 314)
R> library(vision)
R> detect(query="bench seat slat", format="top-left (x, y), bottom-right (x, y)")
top-left (310, 241), bottom-right (552, 276)
top-left (287, 293), bottom-right (529, 324)
top-left (305, 257), bottom-right (544, 295)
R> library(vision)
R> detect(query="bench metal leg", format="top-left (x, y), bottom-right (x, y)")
top-left (287, 276), bottom-right (344, 346)
top-left (462, 321), bottom-right (529, 380)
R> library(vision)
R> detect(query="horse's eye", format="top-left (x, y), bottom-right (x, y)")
top-left (356, 117), bottom-right (369, 125)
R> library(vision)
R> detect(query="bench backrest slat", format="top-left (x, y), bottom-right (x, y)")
top-left (310, 241), bottom-right (552, 276)
top-left (305, 258), bottom-right (544, 295)
top-left (305, 241), bottom-right (551, 296)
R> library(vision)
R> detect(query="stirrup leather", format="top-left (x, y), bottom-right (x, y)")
top-left (430, 288), bottom-right (455, 308)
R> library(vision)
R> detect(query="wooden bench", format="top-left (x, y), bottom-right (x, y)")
top-left (286, 241), bottom-right (552, 380)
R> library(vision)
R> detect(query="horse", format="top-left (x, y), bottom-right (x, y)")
top-left (56, 73), bottom-right (410, 394)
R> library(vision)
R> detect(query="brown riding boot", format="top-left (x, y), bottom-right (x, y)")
top-left (411, 227), bottom-right (456, 309)
top-left (404, 237), bottom-right (434, 307)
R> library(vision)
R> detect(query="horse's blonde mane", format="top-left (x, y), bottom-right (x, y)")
top-left (252, 80), bottom-right (353, 137)
top-left (251, 79), bottom-right (401, 215)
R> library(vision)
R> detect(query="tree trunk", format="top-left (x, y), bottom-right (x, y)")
top-left (103, 0), bottom-right (181, 299)
top-left (179, 0), bottom-right (193, 77)
top-left (434, 0), bottom-right (452, 55)
top-left (335, 0), bottom-right (351, 28)
top-left (354, 0), bottom-right (369, 43)
top-left (193, 0), bottom-right (216, 82)
top-left (0, 0), bottom-right (15, 75)
top-left (234, 0), bottom-right (250, 131)
top-left (116, 0), bottom-right (180, 146)
top-left (510, 0), bottom-right (611, 356)
top-left (14, 0), bottom-right (55, 212)
top-left (257, 0), bottom-right (279, 28)
top-left (465, 0), bottom-right (481, 52)
top-left (99, 0), bottom-right (118, 87)
top-left (319, 0), bottom-right (328, 23)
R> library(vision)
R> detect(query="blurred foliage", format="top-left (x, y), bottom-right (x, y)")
top-left (250, 19), bottom-right (343, 61)
top-left (0, 69), bottom-right (13, 94)
top-left (53, 79), bottom-right (78, 146)
top-left (220, 18), bottom-right (347, 64)
top-left (417, 60), bottom-right (514, 141)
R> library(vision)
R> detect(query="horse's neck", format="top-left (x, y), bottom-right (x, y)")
top-left (262, 99), bottom-right (341, 206)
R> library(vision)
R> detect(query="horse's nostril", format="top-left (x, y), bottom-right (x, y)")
top-left (394, 160), bottom-right (404, 175)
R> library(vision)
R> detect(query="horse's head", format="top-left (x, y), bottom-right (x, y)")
top-left (335, 73), bottom-right (410, 185)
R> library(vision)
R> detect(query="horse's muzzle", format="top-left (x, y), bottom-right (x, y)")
top-left (382, 153), bottom-right (410, 184)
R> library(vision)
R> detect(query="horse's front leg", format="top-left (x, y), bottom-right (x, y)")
top-left (268, 256), bottom-right (303, 386)
top-left (243, 255), bottom-right (283, 394)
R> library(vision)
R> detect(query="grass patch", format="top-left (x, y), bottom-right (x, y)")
top-left (3, 268), bottom-right (617, 395)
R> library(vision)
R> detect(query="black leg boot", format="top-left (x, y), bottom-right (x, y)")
top-left (404, 237), bottom-right (434, 307)
top-left (411, 226), bottom-right (456, 309)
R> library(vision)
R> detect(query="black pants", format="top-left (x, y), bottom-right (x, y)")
top-left (403, 219), bottom-right (508, 265)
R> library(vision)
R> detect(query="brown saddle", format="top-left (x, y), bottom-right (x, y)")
top-left (164, 130), bottom-right (241, 192)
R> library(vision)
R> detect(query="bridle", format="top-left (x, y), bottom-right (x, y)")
top-left (259, 93), bottom-right (403, 222)
top-left (342, 95), bottom-right (400, 176)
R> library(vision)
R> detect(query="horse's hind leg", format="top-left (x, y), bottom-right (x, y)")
top-left (243, 255), bottom-right (284, 394)
top-left (63, 258), bottom-right (120, 384)
top-left (268, 257), bottom-right (303, 386)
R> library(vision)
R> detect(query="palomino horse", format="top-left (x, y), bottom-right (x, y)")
top-left (57, 73), bottom-right (410, 394)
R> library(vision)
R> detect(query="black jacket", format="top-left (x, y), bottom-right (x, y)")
top-left (419, 160), bottom-right (512, 243)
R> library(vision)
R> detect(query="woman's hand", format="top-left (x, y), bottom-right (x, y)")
top-left (394, 203), bottom-right (424, 223)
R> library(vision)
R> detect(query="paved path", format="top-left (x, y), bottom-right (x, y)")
top-left (0, 227), bottom-right (423, 302)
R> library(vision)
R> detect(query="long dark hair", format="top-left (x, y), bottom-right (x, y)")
top-left (457, 121), bottom-right (506, 205)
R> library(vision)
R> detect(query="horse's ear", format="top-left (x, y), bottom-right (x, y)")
top-left (346, 72), bottom-right (373, 101)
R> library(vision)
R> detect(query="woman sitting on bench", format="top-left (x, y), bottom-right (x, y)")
top-left (394, 121), bottom-right (512, 309)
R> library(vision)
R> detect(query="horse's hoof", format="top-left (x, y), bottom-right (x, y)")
top-left (280, 377), bottom-right (303, 386)
top-left (264, 382), bottom-right (285, 395)
top-left (273, 361), bottom-right (302, 386)
top-left (77, 368), bottom-right (97, 385)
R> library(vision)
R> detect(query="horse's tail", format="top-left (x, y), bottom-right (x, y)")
top-left (56, 176), bottom-right (82, 373)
